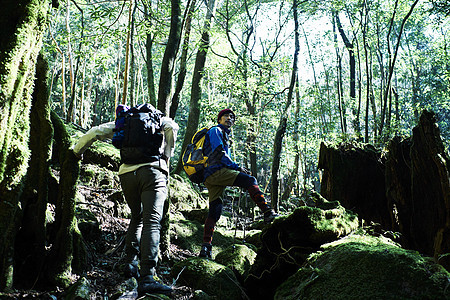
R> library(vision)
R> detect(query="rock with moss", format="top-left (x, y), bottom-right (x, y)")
top-left (275, 234), bottom-right (450, 300)
top-left (68, 126), bottom-right (120, 172)
top-left (62, 277), bottom-right (90, 300)
top-left (79, 163), bottom-right (120, 189)
top-left (170, 216), bottom-right (205, 254)
top-left (171, 257), bottom-right (245, 299)
top-left (245, 198), bottom-right (359, 299)
top-left (215, 244), bottom-right (257, 282)
top-left (169, 174), bottom-right (207, 211)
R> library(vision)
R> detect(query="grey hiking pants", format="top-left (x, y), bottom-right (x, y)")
top-left (119, 165), bottom-right (167, 277)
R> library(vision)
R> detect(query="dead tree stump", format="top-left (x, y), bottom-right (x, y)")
top-left (318, 110), bottom-right (450, 271)
top-left (386, 110), bottom-right (450, 268)
top-left (318, 142), bottom-right (390, 229)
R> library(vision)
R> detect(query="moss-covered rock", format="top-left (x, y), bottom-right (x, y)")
top-left (215, 244), bottom-right (257, 282)
top-left (170, 216), bottom-right (205, 254)
top-left (171, 257), bottom-right (245, 299)
top-left (79, 163), bottom-right (120, 189)
top-left (68, 126), bottom-right (120, 172)
top-left (62, 277), bottom-right (90, 300)
top-left (245, 198), bottom-right (359, 299)
top-left (169, 174), bottom-right (207, 211)
top-left (242, 229), bottom-right (262, 249)
top-left (275, 234), bottom-right (450, 300)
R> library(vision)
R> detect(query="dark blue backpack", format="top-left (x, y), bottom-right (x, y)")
top-left (112, 103), bottom-right (165, 164)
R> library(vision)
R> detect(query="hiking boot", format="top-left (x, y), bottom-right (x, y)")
top-left (264, 209), bottom-right (279, 223)
top-left (199, 243), bottom-right (212, 259)
top-left (123, 260), bottom-right (139, 279)
top-left (137, 275), bottom-right (173, 297)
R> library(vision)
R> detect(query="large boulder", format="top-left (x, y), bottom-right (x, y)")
top-left (171, 257), bottom-right (245, 299)
top-left (245, 194), bottom-right (359, 299)
top-left (215, 243), bottom-right (257, 282)
top-left (275, 234), bottom-right (450, 300)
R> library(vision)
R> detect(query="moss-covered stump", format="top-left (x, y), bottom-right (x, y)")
top-left (171, 257), bottom-right (245, 299)
top-left (408, 111), bottom-right (450, 263)
top-left (215, 244), bottom-right (257, 282)
top-left (245, 198), bottom-right (359, 299)
top-left (275, 234), bottom-right (450, 300)
top-left (318, 141), bottom-right (390, 228)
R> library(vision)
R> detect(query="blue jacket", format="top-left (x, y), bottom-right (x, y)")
top-left (203, 124), bottom-right (240, 180)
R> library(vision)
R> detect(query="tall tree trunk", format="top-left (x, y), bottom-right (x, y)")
top-left (0, 0), bottom-right (52, 290)
top-left (362, 3), bottom-right (370, 142)
top-left (332, 15), bottom-right (347, 134)
top-left (382, 0), bottom-right (420, 135)
top-left (281, 82), bottom-right (300, 202)
top-left (270, 0), bottom-right (300, 211)
top-left (129, 3), bottom-right (137, 107)
top-left (174, 0), bottom-right (216, 175)
top-left (335, 11), bottom-right (356, 129)
top-left (114, 45), bottom-right (121, 109)
top-left (146, 34), bottom-right (157, 106)
top-left (158, 0), bottom-right (182, 115)
top-left (170, 0), bottom-right (196, 119)
top-left (65, 0), bottom-right (75, 122)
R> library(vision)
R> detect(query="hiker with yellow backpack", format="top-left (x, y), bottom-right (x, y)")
top-left (184, 108), bottom-right (278, 259)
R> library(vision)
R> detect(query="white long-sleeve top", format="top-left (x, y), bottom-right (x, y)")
top-left (73, 117), bottom-right (179, 175)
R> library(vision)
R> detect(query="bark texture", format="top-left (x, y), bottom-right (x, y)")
top-left (386, 110), bottom-right (450, 268)
top-left (0, 0), bottom-right (51, 290)
top-left (318, 142), bottom-right (389, 228)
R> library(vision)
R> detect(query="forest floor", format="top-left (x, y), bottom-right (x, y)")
top-left (3, 181), bottom-right (201, 300)
top-left (72, 184), bottom-right (200, 299)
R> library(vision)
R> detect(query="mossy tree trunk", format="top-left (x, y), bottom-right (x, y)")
top-left (14, 53), bottom-right (54, 288)
top-left (157, 0), bottom-right (182, 115)
top-left (173, 0), bottom-right (216, 175)
top-left (0, 0), bottom-right (85, 290)
top-left (0, 0), bottom-right (52, 290)
top-left (271, 0), bottom-right (300, 211)
top-left (45, 111), bottom-right (82, 287)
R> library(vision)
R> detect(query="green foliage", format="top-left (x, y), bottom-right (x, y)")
top-left (42, 0), bottom-right (450, 210)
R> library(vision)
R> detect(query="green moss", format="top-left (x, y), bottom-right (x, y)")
top-left (79, 163), bottom-right (119, 188)
top-left (169, 174), bottom-right (207, 211)
top-left (275, 234), bottom-right (450, 300)
top-left (215, 244), bottom-right (257, 279)
top-left (171, 257), bottom-right (243, 299)
top-left (170, 216), bottom-right (205, 253)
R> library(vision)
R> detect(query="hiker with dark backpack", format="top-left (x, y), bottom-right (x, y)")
top-left (197, 108), bottom-right (278, 259)
top-left (72, 103), bottom-right (178, 297)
